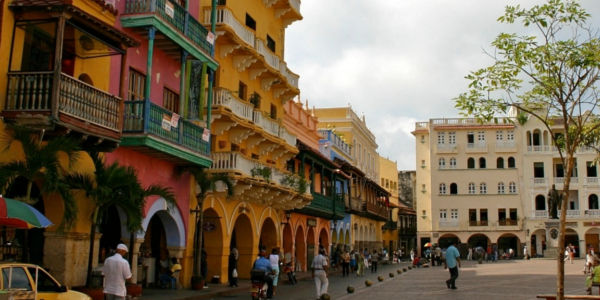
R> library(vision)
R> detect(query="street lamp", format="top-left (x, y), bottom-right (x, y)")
top-left (281, 211), bottom-right (292, 225)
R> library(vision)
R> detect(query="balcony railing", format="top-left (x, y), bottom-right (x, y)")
top-left (213, 88), bottom-right (254, 121)
top-left (438, 219), bottom-right (459, 227)
top-left (207, 7), bottom-right (255, 47)
top-left (256, 39), bottom-right (280, 70)
top-left (124, 0), bottom-right (212, 54)
top-left (469, 220), bottom-right (488, 226)
top-left (585, 209), bottom-right (600, 216)
top-left (498, 219), bottom-right (518, 226)
top-left (554, 177), bottom-right (578, 184)
top-left (532, 178), bottom-right (547, 186)
top-left (123, 100), bottom-right (210, 156)
top-left (496, 140), bottom-right (516, 149)
top-left (585, 177), bottom-right (599, 185)
top-left (5, 71), bottom-right (121, 132)
top-left (533, 210), bottom-right (548, 219)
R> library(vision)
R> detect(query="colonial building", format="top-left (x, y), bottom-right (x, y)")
top-left (413, 114), bottom-right (600, 258)
top-left (379, 155), bottom-right (400, 252)
top-left (397, 170), bottom-right (417, 256)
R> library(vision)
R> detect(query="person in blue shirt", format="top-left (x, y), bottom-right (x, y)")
top-left (252, 249), bottom-right (274, 298)
top-left (443, 240), bottom-right (461, 289)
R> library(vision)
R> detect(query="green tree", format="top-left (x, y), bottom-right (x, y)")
top-left (66, 151), bottom-right (175, 287)
top-left (455, 1), bottom-right (600, 299)
top-left (0, 126), bottom-right (80, 228)
top-left (182, 167), bottom-right (232, 287)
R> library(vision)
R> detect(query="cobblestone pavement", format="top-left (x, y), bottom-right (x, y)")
top-left (198, 259), bottom-right (588, 300)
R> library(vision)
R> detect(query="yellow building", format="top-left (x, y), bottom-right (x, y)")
top-left (379, 155), bottom-right (399, 251)
top-left (198, 0), bottom-right (308, 283)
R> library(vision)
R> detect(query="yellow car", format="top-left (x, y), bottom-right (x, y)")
top-left (0, 263), bottom-right (91, 300)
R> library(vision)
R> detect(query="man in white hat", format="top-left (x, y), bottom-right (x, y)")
top-left (102, 243), bottom-right (132, 300)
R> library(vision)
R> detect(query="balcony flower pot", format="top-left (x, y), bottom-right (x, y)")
top-left (191, 275), bottom-right (205, 290)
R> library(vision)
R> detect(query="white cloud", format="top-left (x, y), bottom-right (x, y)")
top-left (286, 0), bottom-right (600, 170)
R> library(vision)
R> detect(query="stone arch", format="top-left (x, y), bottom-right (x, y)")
top-left (139, 198), bottom-right (185, 247)
top-left (282, 223), bottom-right (293, 266)
top-left (467, 233), bottom-right (490, 249)
top-left (319, 227), bottom-right (329, 255)
top-left (259, 217), bottom-right (278, 253)
top-left (204, 208), bottom-right (224, 281)
top-left (231, 214), bottom-right (254, 278)
top-left (497, 233), bottom-right (520, 257)
top-left (295, 225), bottom-right (306, 271)
top-left (530, 229), bottom-right (546, 257)
top-left (565, 228), bottom-right (580, 258)
top-left (438, 233), bottom-right (460, 249)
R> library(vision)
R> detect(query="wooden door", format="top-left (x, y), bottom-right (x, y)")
top-left (586, 233), bottom-right (599, 253)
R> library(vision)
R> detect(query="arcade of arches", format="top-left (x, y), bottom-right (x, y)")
top-left (433, 232), bottom-right (525, 257)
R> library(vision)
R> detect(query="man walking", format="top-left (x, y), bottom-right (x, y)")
top-left (312, 248), bottom-right (329, 300)
top-left (444, 241), bottom-right (461, 290)
top-left (102, 244), bottom-right (132, 300)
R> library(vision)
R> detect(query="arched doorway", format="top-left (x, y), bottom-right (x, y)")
top-left (295, 226), bottom-right (306, 271)
top-left (467, 233), bottom-right (490, 250)
top-left (531, 229), bottom-right (546, 257)
top-left (565, 228), bottom-right (580, 258)
top-left (331, 230), bottom-right (338, 249)
top-left (142, 214), bottom-right (168, 285)
top-left (438, 234), bottom-right (460, 249)
top-left (99, 205), bottom-right (123, 263)
top-left (307, 227), bottom-right (315, 269)
top-left (259, 218), bottom-right (277, 253)
top-left (282, 223), bottom-right (293, 263)
top-left (498, 233), bottom-right (520, 257)
top-left (319, 228), bottom-right (329, 255)
top-left (203, 208), bottom-right (223, 281)
top-left (585, 228), bottom-right (600, 255)
top-left (231, 214), bottom-right (253, 278)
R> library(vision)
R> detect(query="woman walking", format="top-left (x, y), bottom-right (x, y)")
top-left (269, 248), bottom-right (280, 296)
top-left (228, 248), bottom-right (239, 287)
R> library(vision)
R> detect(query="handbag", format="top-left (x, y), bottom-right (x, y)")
top-left (232, 268), bottom-right (238, 278)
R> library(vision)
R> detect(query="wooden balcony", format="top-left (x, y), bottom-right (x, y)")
top-left (469, 220), bottom-right (488, 226)
top-left (365, 201), bottom-right (389, 221)
top-left (121, 100), bottom-right (211, 167)
top-left (121, 0), bottom-right (216, 65)
top-left (297, 193), bottom-right (345, 220)
top-left (3, 71), bottom-right (122, 148)
top-left (498, 219), bottom-right (518, 226)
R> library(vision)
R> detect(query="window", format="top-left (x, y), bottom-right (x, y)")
top-left (498, 208), bottom-right (506, 221)
top-left (509, 208), bottom-right (517, 220)
top-left (478, 131), bottom-right (485, 142)
top-left (479, 157), bottom-right (486, 168)
top-left (467, 132), bottom-right (474, 144)
top-left (2, 267), bottom-right (32, 290)
top-left (497, 157), bottom-right (504, 168)
top-left (440, 209), bottom-right (447, 219)
top-left (266, 34), bottom-right (276, 52)
top-left (468, 182), bottom-right (476, 194)
top-left (245, 13), bottom-right (256, 30)
top-left (467, 157), bottom-right (475, 169)
top-left (508, 157), bottom-right (516, 168)
top-left (270, 104), bottom-right (277, 119)
top-left (534, 162), bottom-right (544, 178)
top-left (536, 195), bottom-right (546, 210)
top-left (450, 183), bottom-right (458, 195)
top-left (28, 267), bottom-right (60, 292)
top-left (587, 162), bottom-right (597, 177)
top-left (555, 163), bottom-right (564, 178)
top-left (163, 88), bottom-right (179, 113)
top-left (589, 194), bottom-right (599, 210)
top-left (217, 0), bottom-right (226, 4)
top-left (449, 132), bottom-right (456, 144)
top-left (507, 130), bottom-right (514, 140)
top-left (469, 209), bottom-right (477, 222)
top-left (498, 182), bottom-right (505, 194)
top-left (421, 160), bottom-right (426, 168)
top-left (480, 183), bottom-right (487, 194)
top-left (449, 158), bottom-right (456, 168)
top-left (450, 209), bottom-right (458, 219)
top-left (509, 182), bottom-right (517, 194)
top-left (439, 183), bottom-right (447, 195)
top-left (438, 158), bottom-right (446, 169)
top-left (238, 81), bottom-right (247, 100)
top-left (128, 68), bottom-right (145, 100)
top-left (437, 132), bottom-right (445, 144)
top-left (496, 130), bottom-right (503, 140)
top-left (480, 209), bottom-right (488, 222)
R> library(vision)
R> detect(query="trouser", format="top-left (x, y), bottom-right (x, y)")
top-left (342, 262), bottom-right (350, 276)
top-left (371, 261), bottom-right (378, 273)
top-left (104, 294), bottom-right (125, 300)
top-left (447, 266), bottom-right (459, 288)
top-left (314, 270), bottom-right (328, 298)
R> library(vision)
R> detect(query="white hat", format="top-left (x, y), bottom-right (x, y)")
top-left (116, 244), bottom-right (128, 252)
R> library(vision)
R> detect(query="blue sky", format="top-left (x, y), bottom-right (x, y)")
top-left (285, 0), bottom-right (600, 170)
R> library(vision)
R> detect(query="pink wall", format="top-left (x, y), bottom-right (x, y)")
top-left (105, 148), bottom-right (190, 232)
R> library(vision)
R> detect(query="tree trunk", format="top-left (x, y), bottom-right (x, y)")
top-left (86, 209), bottom-right (99, 287)
top-left (556, 156), bottom-right (574, 300)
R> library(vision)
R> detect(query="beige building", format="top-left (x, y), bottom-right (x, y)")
top-left (414, 114), bottom-right (600, 258)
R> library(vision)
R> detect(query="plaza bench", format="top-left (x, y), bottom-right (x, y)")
top-left (536, 295), bottom-right (600, 300)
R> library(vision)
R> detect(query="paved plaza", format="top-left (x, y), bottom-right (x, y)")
top-left (141, 259), bottom-right (590, 300)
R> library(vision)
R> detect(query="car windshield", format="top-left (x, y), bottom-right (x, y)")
top-left (27, 267), bottom-right (60, 292)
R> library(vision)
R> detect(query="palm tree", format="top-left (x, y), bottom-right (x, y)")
top-left (66, 151), bottom-right (175, 287)
top-left (0, 126), bottom-right (80, 228)
top-left (182, 167), bottom-right (232, 287)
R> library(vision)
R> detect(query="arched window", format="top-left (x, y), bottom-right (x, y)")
top-left (438, 158), bottom-right (446, 169)
top-left (536, 195), bottom-right (546, 210)
top-left (468, 182), bottom-right (476, 194)
top-left (497, 157), bottom-right (504, 169)
top-left (439, 183), bottom-right (447, 195)
top-left (479, 157), bottom-right (486, 169)
top-left (498, 182), bottom-right (505, 194)
top-left (508, 157), bottom-right (516, 168)
top-left (468, 158), bottom-right (475, 169)
top-left (449, 158), bottom-right (457, 168)
top-left (509, 182), bottom-right (517, 193)
top-left (480, 183), bottom-right (487, 194)
top-left (589, 194), bottom-right (599, 210)
top-left (450, 183), bottom-right (458, 195)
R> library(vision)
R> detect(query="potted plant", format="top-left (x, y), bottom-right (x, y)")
top-left (249, 92), bottom-right (261, 109)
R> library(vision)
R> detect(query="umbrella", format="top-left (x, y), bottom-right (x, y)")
top-left (424, 242), bottom-right (433, 248)
top-left (0, 196), bottom-right (53, 229)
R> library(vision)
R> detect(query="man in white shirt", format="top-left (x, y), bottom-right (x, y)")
top-left (311, 248), bottom-right (329, 300)
top-left (103, 243), bottom-right (132, 300)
